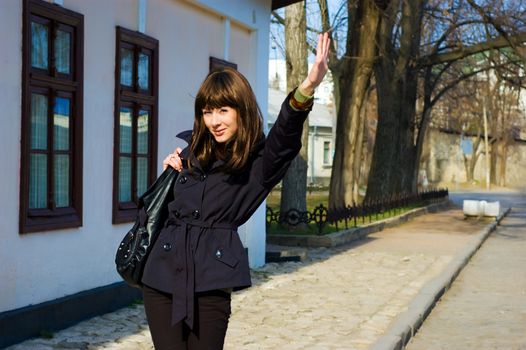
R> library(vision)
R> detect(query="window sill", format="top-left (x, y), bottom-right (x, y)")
top-left (21, 212), bottom-right (82, 234)
top-left (113, 206), bottom-right (138, 224)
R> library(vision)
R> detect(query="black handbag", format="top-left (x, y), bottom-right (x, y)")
top-left (115, 167), bottom-right (178, 288)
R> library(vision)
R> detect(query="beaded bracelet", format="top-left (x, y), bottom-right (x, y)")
top-left (289, 88), bottom-right (314, 111)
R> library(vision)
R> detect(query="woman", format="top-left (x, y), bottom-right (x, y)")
top-left (141, 33), bottom-right (330, 350)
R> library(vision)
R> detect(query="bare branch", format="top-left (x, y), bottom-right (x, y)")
top-left (465, 0), bottom-right (526, 62)
top-left (418, 33), bottom-right (526, 67)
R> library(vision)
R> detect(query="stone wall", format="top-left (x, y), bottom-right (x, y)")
top-left (422, 129), bottom-right (526, 188)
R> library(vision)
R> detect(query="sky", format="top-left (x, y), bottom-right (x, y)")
top-left (269, 0), bottom-right (346, 61)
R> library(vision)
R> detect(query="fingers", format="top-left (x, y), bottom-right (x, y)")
top-left (316, 33), bottom-right (322, 60)
top-left (315, 33), bottom-right (330, 62)
top-left (318, 32), bottom-right (330, 63)
top-left (162, 151), bottom-right (183, 171)
top-left (306, 33), bottom-right (330, 88)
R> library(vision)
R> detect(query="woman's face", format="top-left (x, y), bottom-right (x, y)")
top-left (202, 106), bottom-right (238, 143)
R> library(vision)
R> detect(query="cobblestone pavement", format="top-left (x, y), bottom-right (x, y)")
top-left (407, 196), bottom-right (526, 350)
top-left (5, 207), bottom-right (490, 350)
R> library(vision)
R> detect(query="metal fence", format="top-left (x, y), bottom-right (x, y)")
top-left (266, 188), bottom-right (449, 235)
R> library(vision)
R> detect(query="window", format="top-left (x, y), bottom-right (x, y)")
top-left (113, 27), bottom-right (159, 223)
top-left (209, 57), bottom-right (237, 72)
top-left (323, 141), bottom-right (331, 165)
top-left (20, 0), bottom-right (84, 233)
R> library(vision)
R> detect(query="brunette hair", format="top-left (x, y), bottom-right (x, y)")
top-left (190, 67), bottom-right (263, 172)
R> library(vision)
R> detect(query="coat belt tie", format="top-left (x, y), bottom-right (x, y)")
top-left (166, 217), bottom-right (237, 329)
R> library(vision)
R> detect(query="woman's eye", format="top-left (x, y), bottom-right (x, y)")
top-left (220, 108), bottom-right (229, 113)
top-left (203, 110), bottom-right (211, 115)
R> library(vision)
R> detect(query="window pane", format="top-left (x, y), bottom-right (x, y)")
top-left (29, 153), bottom-right (47, 209)
top-left (119, 156), bottom-right (132, 202)
top-left (137, 110), bottom-right (149, 154)
top-left (323, 142), bottom-right (330, 164)
top-left (54, 154), bottom-right (70, 207)
top-left (55, 29), bottom-right (71, 74)
top-left (137, 157), bottom-right (148, 197)
top-left (120, 48), bottom-right (133, 87)
top-left (31, 21), bottom-right (48, 70)
top-left (54, 97), bottom-right (70, 150)
top-left (31, 93), bottom-right (48, 150)
top-left (120, 107), bottom-right (133, 153)
top-left (138, 53), bottom-right (150, 90)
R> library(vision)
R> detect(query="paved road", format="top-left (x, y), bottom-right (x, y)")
top-left (407, 191), bottom-right (526, 350)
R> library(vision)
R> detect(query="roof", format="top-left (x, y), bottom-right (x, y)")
top-left (271, 0), bottom-right (303, 10)
top-left (267, 88), bottom-right (334, 128)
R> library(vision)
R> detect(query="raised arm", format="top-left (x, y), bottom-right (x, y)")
top-left (260, 33), bottom-right (330, 188)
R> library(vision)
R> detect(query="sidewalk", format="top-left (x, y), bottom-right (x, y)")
top-left (4, 204), bottom-right (504, 350)
top-left (406, 205), bottom-right (526, 350)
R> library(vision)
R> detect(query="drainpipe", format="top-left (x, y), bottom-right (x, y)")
top-left (138, 0), bottom-right (147, 33)
top-left (223, 18), bottom-right (231, 61)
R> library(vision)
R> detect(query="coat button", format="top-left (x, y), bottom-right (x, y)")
top-left (179, 175), bottom-right (187, 184)
top-left (215, 249), bottom-right (222, 259)
top-left (163, 243), bottom-right (172, 252)
top-left (200, 174), bottom-right (207, 181)
top-left (193, 210), bottom-right (200, 219)
top-left (174, 210), bottom-right (180, 218)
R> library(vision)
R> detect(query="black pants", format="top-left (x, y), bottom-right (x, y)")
top-left (143, 285), bottom-right (231, 350)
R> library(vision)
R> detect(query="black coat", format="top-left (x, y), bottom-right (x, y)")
top-left (141, 93), bottom-right (310, 328)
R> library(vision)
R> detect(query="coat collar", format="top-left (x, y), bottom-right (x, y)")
top-left (176, 130), bottom-right (201, 171)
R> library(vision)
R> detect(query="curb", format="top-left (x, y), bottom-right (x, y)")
top-left (267, 200), bottom-right (450, 248)
top-left (369, 207), bottom-right (512, 350)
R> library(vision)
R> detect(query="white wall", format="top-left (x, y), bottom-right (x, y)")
top-left (307, 129), bottom-right (333, 185)
top-left (0, 0), bottom-right (24, 313)
top-left (0, 0), bottom-right (271, 314)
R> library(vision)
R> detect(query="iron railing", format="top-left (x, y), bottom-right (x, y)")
top-left (266, 188), bottom-right (449, 235)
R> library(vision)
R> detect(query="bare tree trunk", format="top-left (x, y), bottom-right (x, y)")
top-left (490, 141), bottom-right (498, 184)
top-left (366, 0), bottom-right (424, 200)
top-left (464, 154), bottom-right (473, 182)
top-left (499, 141), bottom-right (508, 187)
top-left (328, 0), bottom-right (381, 210)
top-left (352, 88), bottom-right (369, 202)
top-left (464, 133), bottom-right (482, 182)
top-left (280, 2), bottom-right (309, 219)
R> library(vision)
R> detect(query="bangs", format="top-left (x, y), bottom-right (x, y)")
top-left (196, 72), bottom-right (239, 112)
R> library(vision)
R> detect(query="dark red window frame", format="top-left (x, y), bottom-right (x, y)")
top-left (20, 0), bottom-right (84, 233)
top-left (113, 26), bottom-right (159, 224)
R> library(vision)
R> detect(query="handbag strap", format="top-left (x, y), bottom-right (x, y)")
top-left (138, 208), bottom-right (148, 227)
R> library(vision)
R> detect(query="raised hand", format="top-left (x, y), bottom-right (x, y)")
top-left (299, 32), bottom-right (330, 96)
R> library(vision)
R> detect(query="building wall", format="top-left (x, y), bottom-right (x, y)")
top-left (0, 0), bottom-right (271, 314)
top-left (424, 129), bottom-right (526, 188)
top-left (307, 127), bottom-right (333, 186)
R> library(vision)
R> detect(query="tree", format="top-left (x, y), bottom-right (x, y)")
top-left (279, 2), bottom-right (309, 224)
top-left (318, 0), bottom-right (384, 209)
top-left (273, 0), bottom-right (377, 210)
top-left (273, 0), bottom-right (526, 209)
top-left (365, 0), bottom-right (526, 200)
